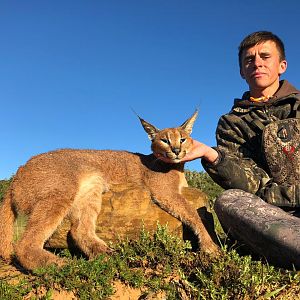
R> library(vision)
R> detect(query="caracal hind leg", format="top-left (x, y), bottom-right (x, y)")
top-left (152, 190), bottom-right (219, 254)
top-left (15, 199), bottom-right (71, 270)
top-left (69, 176), bottom-right (112, 258)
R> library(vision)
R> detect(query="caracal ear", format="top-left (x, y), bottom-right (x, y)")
top-left (138, 116), bottom-right (160, 141)
top-left (180, 110), bottom-right (198, 134)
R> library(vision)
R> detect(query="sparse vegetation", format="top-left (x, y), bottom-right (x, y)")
top-left (0, 178), bottom-right (12, 202)
top-left (185, 170), bottom-right (224, 202)
top-left (0, 173), bottom-right (300, 299)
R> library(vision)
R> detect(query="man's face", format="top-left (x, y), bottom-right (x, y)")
top-left (240, 40), bottom-right (287, 96)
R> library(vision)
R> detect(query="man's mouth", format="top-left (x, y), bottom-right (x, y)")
top-left (251, 72), bottom-right (265, 78)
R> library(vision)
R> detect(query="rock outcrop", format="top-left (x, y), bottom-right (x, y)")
top-left (45, 183), bottom-right (215, 249)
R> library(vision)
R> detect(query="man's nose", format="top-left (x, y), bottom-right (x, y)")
top-left (253, 55), bottom-right (263, 67)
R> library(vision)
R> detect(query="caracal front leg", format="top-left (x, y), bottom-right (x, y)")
top-left (151, 189), bottom-right (219, 254)
top-left (69, 176), bottom-right (112, 258)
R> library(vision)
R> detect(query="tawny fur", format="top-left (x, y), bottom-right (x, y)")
top-left (0, 110), bottom-right (219, 270)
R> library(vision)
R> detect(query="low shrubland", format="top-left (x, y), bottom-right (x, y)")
top-left (0, 173), bottom-right (299, 299)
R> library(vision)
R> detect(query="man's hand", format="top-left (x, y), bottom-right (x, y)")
top-left (181, 139), bottom-right (219, 163)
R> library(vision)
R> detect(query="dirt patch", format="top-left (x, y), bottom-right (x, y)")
top-left (24, 288), bottom-right (77, 300)
top-left (0, 260), bottom-right (27, 284)
top-left (110, 281), bottom-right (142, 299)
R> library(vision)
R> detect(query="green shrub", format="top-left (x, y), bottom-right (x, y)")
top-left (33, 224), bottom-right (193, 299)
top-left (1, 225), bottom-right (300, 299)
top-left (185, 170), bottom-right (224, 201)
top-left (0, 178), bottom-right (12, 203)
top-left (0, 279), bottom-right (32, 300)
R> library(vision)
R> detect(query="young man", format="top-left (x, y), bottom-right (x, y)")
top-left (196, 31), bottom-right (300, 208)
top-left (159, 31), bottom-right (300, 268)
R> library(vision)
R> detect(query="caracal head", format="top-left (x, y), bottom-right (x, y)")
top-left (138, 110), bottom-right (198, 163)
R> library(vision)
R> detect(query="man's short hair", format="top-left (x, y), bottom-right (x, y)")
top-left (238, 31), bottom-right (286, 68)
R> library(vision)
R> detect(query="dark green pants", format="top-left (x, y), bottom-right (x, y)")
top-left (214, 189), bottom-right (300, 269)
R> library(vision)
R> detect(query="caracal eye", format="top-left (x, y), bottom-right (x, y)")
top-left (161, 138), bottom-right (169, 144)
top-left (180, 138), bottom-right (186, 143)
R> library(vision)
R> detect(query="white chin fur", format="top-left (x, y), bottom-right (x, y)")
top-left (172, 158), bottom-right (181, 163)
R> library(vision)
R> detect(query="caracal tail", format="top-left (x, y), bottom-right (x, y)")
top-left (0, 187), bottom-right (16, 261)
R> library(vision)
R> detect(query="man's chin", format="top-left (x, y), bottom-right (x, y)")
top-left (248, 78), bottom-right (271, 89)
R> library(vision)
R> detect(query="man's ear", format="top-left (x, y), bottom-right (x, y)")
top-left (279, 60), bottom-right (287, 75)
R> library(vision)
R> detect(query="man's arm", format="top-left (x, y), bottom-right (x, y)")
top-left (202, 147), bottom-right (270, 193)
top-left (203, 113), bottom-right (300, 207)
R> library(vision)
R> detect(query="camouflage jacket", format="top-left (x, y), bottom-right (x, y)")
top-left (202, 80), bottom-right (300, 207)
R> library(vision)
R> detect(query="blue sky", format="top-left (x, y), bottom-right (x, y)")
top-left (1, 0), bottom-right (300, 179)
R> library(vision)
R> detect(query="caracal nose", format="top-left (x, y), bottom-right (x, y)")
top-left (172, 148), bottom-right (180, 155)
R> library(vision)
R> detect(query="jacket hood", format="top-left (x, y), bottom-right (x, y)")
top-left (233, 80), bottom-right (300, 108)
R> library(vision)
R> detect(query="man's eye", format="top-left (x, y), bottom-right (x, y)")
top-left (180, 138), bottom-right (186, 143)
top-left (161, 139), bottom-right (169, 144)
top-left (245, 57), bottom-right (253, 63)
